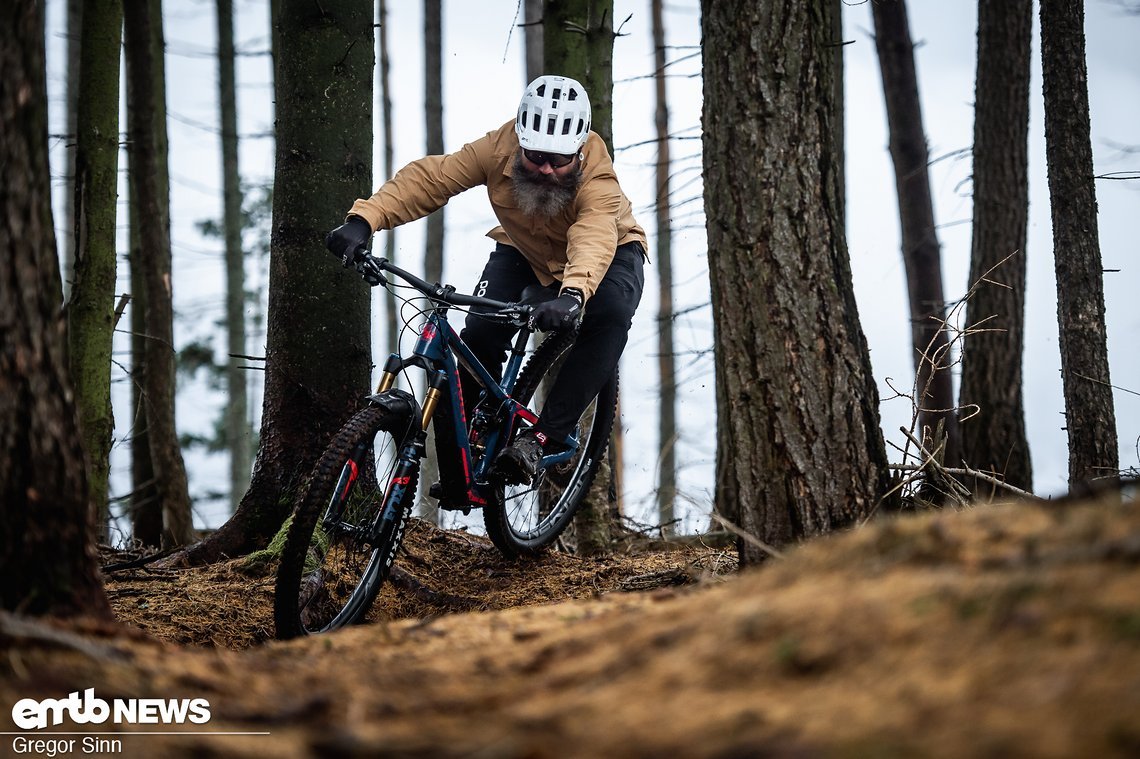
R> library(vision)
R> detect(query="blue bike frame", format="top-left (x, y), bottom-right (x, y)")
top-left (370, 303), bottom-right (579, 511)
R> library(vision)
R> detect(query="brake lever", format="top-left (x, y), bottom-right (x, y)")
top-left (504, 305), bottom-right (533, 330)
top-left (355, 255), bottom-right (388, 288)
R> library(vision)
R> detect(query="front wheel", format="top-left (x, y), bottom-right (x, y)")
top-left (483, 332), bottom-right (617, 558)
top-left (274, 399), bottom-right (418, 638)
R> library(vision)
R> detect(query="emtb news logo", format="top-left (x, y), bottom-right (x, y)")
top-left (11, 689), bottom-right (211, 730)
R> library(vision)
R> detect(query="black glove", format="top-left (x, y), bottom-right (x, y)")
top-left (325, 216), bottom-right (372, 266)
top-left (529, 288), bottom-right (584, 332)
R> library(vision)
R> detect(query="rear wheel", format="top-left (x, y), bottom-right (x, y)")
top-left (483, 332), bottom-right (616, 558)
top-left (274, 402), bottom-right (418, 638)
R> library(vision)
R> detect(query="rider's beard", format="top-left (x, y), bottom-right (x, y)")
top-left (511, 152), bottom-right (583, 218)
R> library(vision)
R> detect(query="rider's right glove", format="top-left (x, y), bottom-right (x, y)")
top-left (325, 216), bottom-right (373, 266)
top-left (529, 288), bottom-right (584, 332)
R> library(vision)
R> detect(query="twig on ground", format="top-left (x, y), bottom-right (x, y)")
top-left (708, 513), bottom-right (784, 560)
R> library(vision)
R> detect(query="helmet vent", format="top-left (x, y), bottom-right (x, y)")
top-left (515, 75), bottom-right (592, 153)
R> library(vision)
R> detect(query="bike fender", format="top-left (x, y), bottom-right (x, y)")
top-left (365, 388), bottom-right (420, 421)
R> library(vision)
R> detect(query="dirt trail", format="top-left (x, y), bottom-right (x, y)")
top-left (3, 492), bottom-right (1139, 758)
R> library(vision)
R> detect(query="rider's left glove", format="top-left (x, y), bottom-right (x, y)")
top-left (325, 216), bottom-right (373, 266)
top-left (529, 288), bottom-right (584, 332)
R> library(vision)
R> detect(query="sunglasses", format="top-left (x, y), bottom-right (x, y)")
top-left (523, 149), bottom-right (576, 169)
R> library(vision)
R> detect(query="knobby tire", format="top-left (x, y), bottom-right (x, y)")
top-left (483, 330), bottom-right (617, 558)
top-left (274, 403), bottom-right (417, 638)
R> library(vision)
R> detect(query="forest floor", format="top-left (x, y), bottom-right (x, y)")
top-left (2, 490), bottom-right (1140, 758)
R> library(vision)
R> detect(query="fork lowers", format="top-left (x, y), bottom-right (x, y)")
top-left (420, 370), bottom-right (449, 431)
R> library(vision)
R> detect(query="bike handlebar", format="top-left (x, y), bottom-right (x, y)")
top-left (353, 250), bottom-right (533, 324)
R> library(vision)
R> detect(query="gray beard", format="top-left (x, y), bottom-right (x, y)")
top-left (511, 153), bottom-right (582, 218)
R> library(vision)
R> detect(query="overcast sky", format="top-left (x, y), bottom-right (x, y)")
top-left (45, 0), bottom-right (1138, 535)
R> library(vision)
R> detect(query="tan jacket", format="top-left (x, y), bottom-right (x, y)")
top-left (348, 120), bottom-right (646, 301)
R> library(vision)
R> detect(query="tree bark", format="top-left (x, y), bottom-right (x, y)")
top-left (871, 0), bottom-right (961, 468)
top-left (0, 0), bottom-right (111, 619)
top-left (524, 0), bottom-right (544, 83)
top-left (543, 0), bottom-right (620, 556)
top-left (423, 0), bottom-right (445, 285)
top-left (173, 0), bottom-right (375, 565)
top-left (959, 0), bottom-right (1034, 493)
top-left (543, 0), bottom-right (614, 153)
top-left (68, 0), bottom-right (123, 535)
top-left (217, 0), bottom-right (252, 514)
top-left (418, 0), bottom-right (444, 526)
top-left (651, 0), bottom-right (676, 536)
top-left (702, 0), bottom-right (894, 563)
top-left (1039, 0), bottom-right (1119, 488)
top-left (126, 124), bottom-right (162, 547)
top-left (124, 0), bottom-right (197, 548)
top-left (377, 0), bottom-right (399, 359)
top-left (61, 0), bottom-right (84, 302)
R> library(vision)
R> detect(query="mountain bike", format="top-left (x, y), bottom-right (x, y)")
top-left (273, 252), bottom-right (616, 638)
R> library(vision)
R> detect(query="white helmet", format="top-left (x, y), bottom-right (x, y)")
top-left (515, 75), bottom-right (592, 154)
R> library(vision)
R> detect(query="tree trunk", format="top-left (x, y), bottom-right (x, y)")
top-left (126, 127), bottom-right (162, 547)
top-left (61, 0), bottom-right (83, 302)
top-left (418, 0), bottom-right (444, 526)
top-left (871, 0), bottom-right (961, 468)
top-left (423, 0), bottom-right (445, 285)
top-left (1039, 0), bottom-right (1119, 488)
top-left (524, 0), bottom-right (543, 82)
top-left (378, 0), bottom-right (399, 359)
top-left (124, 0), bottom-right (197, 548)
top-left (543, 0), bottom-right (619, 556)
top-left (0, 0), bottom-right (111, 619)
top-left (217, 0), bottom-right (252, 513)
top-left (959, 0), bottom-right (1033, 493)
top-left (702, 0), bottom-right (894, 564)
top-left (173, 0), bottom-right (375, 565)
top-left (543, 0), bottom-right (614, 152)
top-left (68, 0), bottom-right (123, 536)
top-left (651, 0), bottom-right (676, 536)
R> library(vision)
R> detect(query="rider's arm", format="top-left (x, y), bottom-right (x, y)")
top-left (561, 173), bottom-right (623, 302)
top-left (347, 133), bottom-right (492, 232)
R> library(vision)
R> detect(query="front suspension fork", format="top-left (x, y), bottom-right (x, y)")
top-left (367, 372), bottom-right (445, 544)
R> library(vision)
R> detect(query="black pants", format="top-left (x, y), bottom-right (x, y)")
top-left (460, 241), bottom-right (645, 440)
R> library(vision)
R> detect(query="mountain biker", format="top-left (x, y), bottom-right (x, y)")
top-left (326, 74), bottom-right (646, 486)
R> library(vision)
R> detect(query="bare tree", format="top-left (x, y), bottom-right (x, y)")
top-left (126, 137), bottom-right (161, 547)
top-left (423, 0), bottom-right (445, 284)
top-left (378, 0), bottom-right (399, 358)
top-left (1039, 0), bottom-right (1119, 487)
top-left (61, 0), bottom-right (84, 301)
top-left (871, 0), bottom-right (961, 468)
top-left (524, 0), bottom-right (544, 82)
top-left (217, 0), bottom-right (252, 513)
top-left (543, 0), bottom-right (621, 555)
top-left (0, 0), bottom-right (111, 618)
top-left (68, 0), bottom-right (123, 533)
top-left (124, 0), bottom-right (196, 547)
top-left (959, 0), bottom-right (1034, 492)
top-left (703, 0), bottom-right (894, 563)
top-left (420, 0), bottom-right (444, 525)
top-left (651, 0), bottom-right (676, 535)
top-left (172, 0), bottom-right (375, 565)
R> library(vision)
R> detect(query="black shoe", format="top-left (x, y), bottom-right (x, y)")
top-left (494, 430), bottom-right (545, 485)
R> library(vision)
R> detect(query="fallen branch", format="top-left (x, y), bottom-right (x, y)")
top-left (0, 612), bottom-right (131, 662)
top-left (708, 513), bottom-right (784, 560)
top-left (388, 566), bottom-right (482, 611)
top-left (889, 464), bottom-right (1039, 500)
